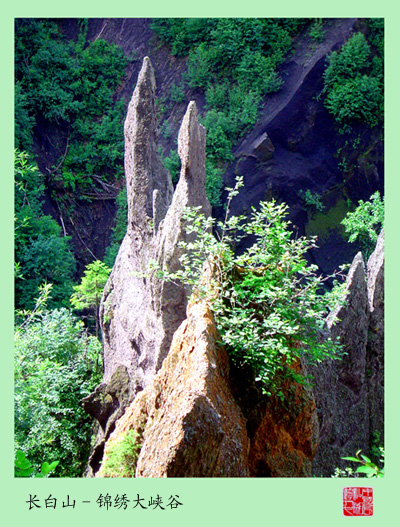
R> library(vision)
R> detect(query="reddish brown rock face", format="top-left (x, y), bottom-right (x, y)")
top-left (248, 360), bottom-right (318, 477)
top-left (100, 299), bottom-right (320, 478)
top-left (100, 301), bottom-right (250, 478)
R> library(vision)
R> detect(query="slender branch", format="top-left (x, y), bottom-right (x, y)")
top-left (69, 217), bottom-right (97, 260)
top-left (55, 199), bottom-right (68, 237)
top-left (46, 128), bottom-right (70, 177)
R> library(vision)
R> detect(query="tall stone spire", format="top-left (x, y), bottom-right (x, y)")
top-left (84, 58), bottom-right (211, 475)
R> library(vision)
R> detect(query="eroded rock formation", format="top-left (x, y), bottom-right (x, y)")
top-left (84, 56), bottom-right (384, 479)
top-left (246, 359), bottom-right (319, 477)
top-left (102, 57), bottom-right (210, 385)
top-left (99, 58), bottom-right (210, 392)
top-left (311, 230), bottom-right (384, 476)
top-left (99, 295), bottom-right (319, 478)
top-left (84, 57), bottom-right (211, 474)
top-left (227, 356), bottom-right (318, 478)
top-left (99, 300), bottom-right (250, 478)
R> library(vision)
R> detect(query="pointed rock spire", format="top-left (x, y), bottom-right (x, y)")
top-left (124, 56), bottom-right (173, 234)
top-left (86, 58), bottom-right (212, 475)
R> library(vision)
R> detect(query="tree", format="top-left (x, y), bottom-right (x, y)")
top-left (341, 191), bottom-right (384, 260)
top-left (14, 150), bottom-right (76, 311)
top-left (15, 19), bottom-right (128, 190)
top-left (15, 286), bottom-right (102, 477)
top-left (70, 260), bottom-right (111, 337)
top-left (322, 32), bottom-right (383, 127)
top-left (150, 177), bottom-right (346, 396)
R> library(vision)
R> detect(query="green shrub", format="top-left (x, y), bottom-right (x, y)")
top-left (309, 18), bottom-right (324, 42)
top-left (15, 19), bottom-right (128, 191)
top-left (163, 149), bottom-right (181, 184)
top-left (151, 18), bottom-right (216, 57)
top-left (322, 32), bottom-right (383, 127)
top-left (278, 18), bottom-right (309, 36)
top-left (17, 233), bottom-right (76, 310)
top-left (324, 75), bottom-right (382, 127)
top-left (299, 189), bottom-right (325, 212)
top-left (14, 150), bottom-right (76, 310)
top-left (205, 160), bottom-right (224, 208)
top-left (367, 18), bottom-right (384, 56)
top-left (227, 86), bottom-right (261, 135)
top-left (186, 43), bottom-right (214, 89)
top-left (202, 87), bottom-right (261, 167)
top-left (26, 37), bottom-right (78, 123)
top-left (202, 116), bottom-right (234, 164)
top-left (236, 50), bottom-right (282, 95)
top-left (14, 83), bottom-right (35, 150)
top-left (332, 448), bottom-right (384, 478)
top-left (159, 120), bottom-right (172, 140)
top-left (169, 81), bottom-right (186, 103)
top-left (70, 260), bottom-right (111, 337)
top-left (101, 429), bottom-right (141, 477)
top-left (15, 292), bottom-right (103, 477)
top-left (205, 82), bottom-right (230, 112)
top-left (150, 178), bottom-right (345, 395)
top-left (15, 450), bottom-right (59, 478)
top-left (324, 33), bottom-right (371, 88)
top-left (63, 99), bottom-right (126, 189)
top-left (341, 191), bottom-right (384, 259)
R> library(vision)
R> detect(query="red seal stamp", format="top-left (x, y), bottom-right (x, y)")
top-left (343, 487), bottom-right (373, 516)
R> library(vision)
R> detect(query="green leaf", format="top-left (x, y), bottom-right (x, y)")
top-left (342, 456), bottom-right (361, 462)
top-left (20, 467), bottom-right (34, 477)
top-left (356, 465), bottom-right (376, 475)
top-left (47, 460), bottom-right (60, 472)
top-left (360, 454), bottom-right (372, 464)
top-left (20, 460), bottom-right (32, 470)
top-left (41, 462), bottom-right (51, 475)
top-left (16, 450), bottom-right (26, 463)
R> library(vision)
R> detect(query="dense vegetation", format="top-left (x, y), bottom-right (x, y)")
top-left (341, 191), bottom-right (384, 259)
top-left (15, 19), bottom-right (129, 192)
top-left (153, 18), bottom-right (309, 206)
top-left (15, 285), bottom-right (103, 477)
top-left (322, 20), bottom-right (384, 128)
top-left (15, 150), bottom-right (76, 310)
top-left (70, 260), bottom-right (111, 337)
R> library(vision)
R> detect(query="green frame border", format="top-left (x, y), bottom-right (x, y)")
top-left (2, 2), bottom-right (398, 525)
